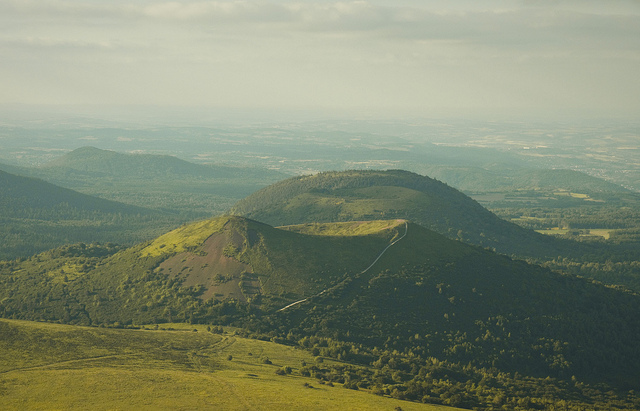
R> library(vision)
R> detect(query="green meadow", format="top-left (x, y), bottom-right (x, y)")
top-left (0, 319), bottom-right (456, 410)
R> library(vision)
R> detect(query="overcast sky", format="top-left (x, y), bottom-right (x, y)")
top-left (1, 0), bottom-right (639, 119)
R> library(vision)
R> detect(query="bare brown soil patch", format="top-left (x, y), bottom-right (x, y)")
top-left (156, 230), bottom-right (261, 302)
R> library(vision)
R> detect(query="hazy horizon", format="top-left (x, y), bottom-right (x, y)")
top-left (1, 0), bottom-right (639, 121)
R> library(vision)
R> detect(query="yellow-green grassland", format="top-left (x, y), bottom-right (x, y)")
top-left (0, 319), bottom-right (459, 410)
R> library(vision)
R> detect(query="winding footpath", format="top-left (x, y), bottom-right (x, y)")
top-left (277, 221), bottom-right (409, 312)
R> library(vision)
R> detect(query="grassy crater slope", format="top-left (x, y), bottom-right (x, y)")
top-left (0, 319), bottom-right (446, 411)
top-left (230, 169), bottom-right (567, 258)
top-left (0, 216), bottom-right (407, 325)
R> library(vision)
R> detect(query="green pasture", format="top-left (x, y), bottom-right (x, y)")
top-left (535, 228), bottom-right (613, 239)
top-left (0, 319), bottom-right (456, 410)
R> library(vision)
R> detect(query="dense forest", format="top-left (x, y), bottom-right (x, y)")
top-left (2, 147), bottom-right (287, 216)
top-left (230, 170), bottom-right (571, 258)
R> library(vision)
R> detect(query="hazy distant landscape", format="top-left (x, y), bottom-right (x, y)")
top-left (2, 117), bottom-right (638, 190)
top-left (2, 0), bottom-right (640, 409)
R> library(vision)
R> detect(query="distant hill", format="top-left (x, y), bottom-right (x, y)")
top-left (2, 147), bottom-right (288, 217)
top-left (416, 166), bottom-right (630, 194)
top-left (0, 169), bottom-right (181, 259)
top-left (230, 169), bottom-right (570, 258)
top-left (40, 146), bottom-right (275, 180)
top-left (0, 169), bottom-right (147, 215)
top-left (2, 215), bottom-right (640, 392)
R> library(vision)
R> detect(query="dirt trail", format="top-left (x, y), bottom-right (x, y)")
top-left (0, 353), bottom-right (140, 374)
top-left (277, 221), bottom-right (408, 312)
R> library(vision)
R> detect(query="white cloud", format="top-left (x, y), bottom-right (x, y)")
top-left (0, 0), bottom-right (638, 117)
top-left (0, 37), bottom-right (117, 52)
top-left (3, 1), bottom-right (638, 47)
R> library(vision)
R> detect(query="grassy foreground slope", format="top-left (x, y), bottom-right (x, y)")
top-left (0, 319), bottom-right (448, 411)
top-left (230, 169), bottom-right (566, 258)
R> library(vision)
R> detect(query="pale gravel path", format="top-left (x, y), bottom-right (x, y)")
top-left (277, 221), bottom-right (409, 312)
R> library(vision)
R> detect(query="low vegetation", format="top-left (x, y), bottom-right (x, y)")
top-left (0, 319), bottom-right (447, 411)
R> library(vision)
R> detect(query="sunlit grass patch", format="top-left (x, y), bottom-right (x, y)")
top-left (279, 219), bottom-right (404, 237)
top-left (140, 217), bottom-right (229, 257)
top-left (0, 319), bottom-right (450, 411)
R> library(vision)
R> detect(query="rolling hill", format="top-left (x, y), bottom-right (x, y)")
top-left (0, 169), bottom-right (182, 259)
top-left (415, 166), bottom-right (631, 195)
top-left (1, 147), bottom-right (288, 217)
top-left (40, 146), bottom-right (275, 180)
top-left (0, 319), bottom-right (444, 411)
top-left (230, 169), bottom-right (570, 258)
top-left (0, 168), bottom-right (148, 215)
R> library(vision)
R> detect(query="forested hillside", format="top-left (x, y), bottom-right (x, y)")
top-left (1, 147), bottom-right (287, 217)
top-left (0, 170), bottom-right (182, 259)
top-left (231, 170), bottom-right (573, 258)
